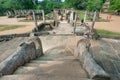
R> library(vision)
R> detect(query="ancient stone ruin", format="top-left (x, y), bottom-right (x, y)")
top-left (0, 9), bottom-right (120, 80)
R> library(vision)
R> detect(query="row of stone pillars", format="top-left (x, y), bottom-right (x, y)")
top-left (68, 10), bottom-right (77, 34)
top-left (69, 10), bottom-right (98, 39)
top-left (84, 11), bottom-right (99, 39)
top-left (6, 10), bottom-right (44, 18)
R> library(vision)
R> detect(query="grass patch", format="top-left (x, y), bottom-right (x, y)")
top-left (77, 11), bottom-right (91, 20)
top-left (19, 19), bottom-right (40, 22)
top-left (77, 11), bottom-right (109, 22)
top-left (96, 29), bottom-right (120, 36)
top-left (0, 25), bottom-right (25, 31)
top-left (79, 13), bottom-right (90, 20)
top-left (19, 19), bottom-right (34, 22)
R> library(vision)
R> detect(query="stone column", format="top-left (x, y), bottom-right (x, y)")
top-left (42, 10), bottom-right (45, 23)
top-left (33, 11), bottom-right (38, 31)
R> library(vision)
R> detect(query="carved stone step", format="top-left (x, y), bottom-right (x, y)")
top-left (0, 74), bottom-right (91, 80)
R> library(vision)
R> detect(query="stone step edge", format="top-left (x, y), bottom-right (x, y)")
top-left (0, 74), bottom-right (92, 80)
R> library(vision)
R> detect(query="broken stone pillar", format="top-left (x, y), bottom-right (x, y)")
top-left (28, 36), bottom-right (43, 57)
top-left (53, 10), bottom-right (59, 21)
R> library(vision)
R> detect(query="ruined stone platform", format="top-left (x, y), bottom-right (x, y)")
top-left (0, 35), bottom-right (120, 80)
top-left (0, 36), bottom-right (90, 80)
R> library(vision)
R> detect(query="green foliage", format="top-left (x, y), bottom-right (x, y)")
top-left (0, 0), bottom-right (111, 15)
top-left (63, 0), bottom-right (104, 11)
top-left (110, 0), bottom-right (120, 11)
top-left (63, 0), bottom-right (87, 9)
top-left (0, 25), bottom-right (25, 31)
top-left (87, 0), bottom-right (103, 11)
top-left (42, 0), bottom-right (62, 10)
top-left (0, 4), bottom-right (4, 15)
top-left (63, 0), bottom-right (74, 8)
top-left (3, 0), bottom-right (35, 10)
top-left (0, 0), bottom-right (40, 15)
top-left (35, 5), bottom-right (42, 10)
top-left (77, 11), bottom-right (90, 20)
top-left (3, 0), bottom-right (21, 10)
top-left (96, 29), bottom-right (120, 36)
top-left (73, 0), bottom-right (87, 10)
top-left (0, 0), bottom-right (5, 15)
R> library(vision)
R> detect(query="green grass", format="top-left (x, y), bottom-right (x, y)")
top-left (77, 11), bottom-right (90, 20)
top-left (0, 25), bottom-right (25, 31)
top-left (77, 11), bottom-right (109, 22)
top-left (96, 29), bottom-right (120, 36)
top-left (80, 13), bottom-right (90, 20)
top-left (19, 19), bottom-right (42, 22)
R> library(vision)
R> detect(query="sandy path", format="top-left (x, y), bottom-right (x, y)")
top-left (94, 13), bottom-right (120, 33)
top-left (0, 17), bottom-right (41, 35)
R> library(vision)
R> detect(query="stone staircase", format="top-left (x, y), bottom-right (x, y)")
top-left (0, 46), bottom-right (90, 80)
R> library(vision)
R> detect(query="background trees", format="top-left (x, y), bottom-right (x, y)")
top-left (3, 0), bottom-right (36, 10)
top-left (63, 0), bottom-right (104, 11)
top-left (62, 0), bottom-right (87, 10)
top-left (42, 0), bottom-right (62, 11)
top-left (86, 0), bottom-right (103, 11)
top-left (0, 0), bottom-right (39, 15)
top-left (0, 0), bottom-right (120, 15)
top-left (109, 0), bottom-right (120, 12)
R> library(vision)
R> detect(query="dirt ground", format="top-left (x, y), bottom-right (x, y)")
top-left (94, 13), bottom-right (120, 33)
top-left (0, 17), bottom-right (40, 35)
top-left (0, 13), bottom-right (120, 35)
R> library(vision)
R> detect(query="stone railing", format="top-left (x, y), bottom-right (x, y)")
top-left (0, 36), bottom-right (43, 76)
top-left (6, 10), bottom-right (44, 18)
top-left (74, 38), bottom-right (110, 80)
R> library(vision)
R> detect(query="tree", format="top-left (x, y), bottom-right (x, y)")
top-left (73, 0), bottom-right (87, 10)
top-left (62, 0), bottom-right (74, 8)
top-left (87, 0), bottom-right (103, 11)
top-left (40, 0), bottom-right (62, 11)
top-left (3, 0), bottom-right (36, 10)
top-left (110, 0), bottom-right (120, 12)
top-left (63, 0), bottom-right (104, 11)
top-left (0, 0), bottom-right (6, 15)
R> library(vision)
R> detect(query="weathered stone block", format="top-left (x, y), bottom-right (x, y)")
top-left (75, 38), bottom-right (110, 80)
top-left (28, 36), bottom-right (43, 57)
top-left (0, 41), bottom-right (36, 75)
